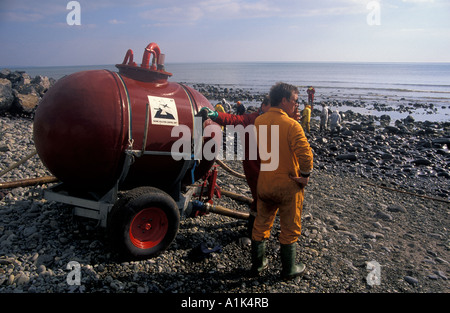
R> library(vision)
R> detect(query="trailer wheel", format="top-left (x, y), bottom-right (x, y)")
top-left (108, 186), bottom-right (180, 260)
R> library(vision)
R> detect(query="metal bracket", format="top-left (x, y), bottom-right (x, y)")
top-left (44, 182), bottom-right (118, 228)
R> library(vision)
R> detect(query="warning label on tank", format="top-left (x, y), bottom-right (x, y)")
top-left (148, 95), bottom-right (179, 126)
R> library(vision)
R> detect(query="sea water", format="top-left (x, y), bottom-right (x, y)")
top-left (8, 62), bottom-right (450, 122)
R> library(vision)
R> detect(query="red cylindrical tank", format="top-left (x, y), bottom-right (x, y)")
top-left (33, 43), bottom-right (217, 193)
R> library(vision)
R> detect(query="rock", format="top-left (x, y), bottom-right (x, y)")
top-left (374, 211), bottom-right (393, 221)
top-left (12, 89), bottom-right (40, 114)
top-left (363, 232), bottom-right (384, 240)
top-left (31, 75), bottom-right (53, 96)
top-left (363, 232), bottom-right (376, 239)
top-left (432, 137), bottom-right (450, 146)
top-left (385, 126), bottom-right (401, 134)
top-left (341, 129), bottom-right (355, 137)
top-left (7, 275), bottom-right (15, 285)
top-left (238, 236), bottom-right (251, 247)
top-left (372, 222), bottom-right (383, 228)
top-left (35, 254), bottom-right (54, 267)
top-left (23, 225), bottom-right (37, 237)
top-left (387, 205), bottom-right (406, 213)
top-left (16, 272), bottom-right (30, 285)
top-left (435, 257), bottom-right (448, 265)
top-left (381, 153), bottom-right (394, 160)
top-left (434, 270), bottom-right (448, 280)
top-left (404, 276), bottom-right (419, 285)
top-left (380, 114), bottom-right (391, 122)
top-left (0, 78), bottom-right (14, 113)
top-left (349, 123), bottom-right (363, 131)
top-left (428, 274), bottom-right (440, 280)
top-left (404, 115), bottom-right (415, 123)
top-left (411, 158), bottom-right (432, 166)
top-left (12, 72), bottom-right (31, 88)
top-left (336, 153), bottom-right (358, 161)
top-left (0, 257), bottom-right (15, 265)
top-left (37, 264), bottom-right (47, 274)
top-left (337, 230), bottom-right (358, 241)
top-left (0, 144), bottom-right (9, 152)
top-left (0, 68), bottom-right (11, 79)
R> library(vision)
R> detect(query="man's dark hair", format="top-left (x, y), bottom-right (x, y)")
top-left (261, 94), bottom-right (270, 106)
top-left (269, 82), bottom-right (299, 107)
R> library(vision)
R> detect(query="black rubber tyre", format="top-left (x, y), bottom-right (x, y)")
top-left (107, 186), bottom-right (180, 260)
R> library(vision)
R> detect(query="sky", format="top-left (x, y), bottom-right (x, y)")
top-left (0, 0), bottom-right (449, 66)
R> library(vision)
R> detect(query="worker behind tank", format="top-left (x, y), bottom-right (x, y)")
top-left (330, 109), bottom-right (342, 134)
top-left (300, 102), bottom-right (311, 134)
top-left (236, 101), bottom-right (246, 115)
top-left (320, 102), bottom-right (329, 132)
top-left (199, 96), bottom-right (271, 236)
top-left (221, 98), bottom-right (232, 113)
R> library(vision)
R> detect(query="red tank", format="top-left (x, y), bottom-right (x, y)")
top-left (33, 43), bottom-right (217, 194)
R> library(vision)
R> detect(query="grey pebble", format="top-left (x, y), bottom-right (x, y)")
top-left (404, 276), bottom-right (419, 285)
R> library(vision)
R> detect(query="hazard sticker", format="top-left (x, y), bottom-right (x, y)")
top-left (148, 95), bottom-right (179, 126)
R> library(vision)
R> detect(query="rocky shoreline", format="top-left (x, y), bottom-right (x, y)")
top-left (0, 72), bottom-right (449, 296)
top-left (192, 82), bottom-right (448, 121)
top-left (0, 69), bottom-right (55, 116)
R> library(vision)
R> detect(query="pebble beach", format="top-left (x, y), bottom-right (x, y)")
top-left (0, 71), bottom-right (449, 299)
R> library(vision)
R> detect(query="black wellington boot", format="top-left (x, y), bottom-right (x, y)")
top-left (250, 240), bottom-right (268, 276)
top-left (280, 243), bottom-right (306, 279)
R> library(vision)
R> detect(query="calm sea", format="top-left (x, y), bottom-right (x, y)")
top-left (8, 62), bottom-right (450, 122)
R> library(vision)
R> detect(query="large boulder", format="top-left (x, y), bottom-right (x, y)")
top-left (31, 75), bottom-right (53, 96)
top-left (0, 78), bottom-right (14, 113)
top-left (12, 89), bottom-right (40, 114)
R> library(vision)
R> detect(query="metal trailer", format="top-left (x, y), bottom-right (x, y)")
top-left (43, 165), bottom-right (249, 260)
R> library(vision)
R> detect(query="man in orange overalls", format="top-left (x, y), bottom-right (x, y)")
top-left (252, 82), bottom-right (313, 279)
top-left (200, 96), bottom-right (300, 237)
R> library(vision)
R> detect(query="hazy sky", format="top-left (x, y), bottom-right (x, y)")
top-left (0, 0), bottom-right (449, 66)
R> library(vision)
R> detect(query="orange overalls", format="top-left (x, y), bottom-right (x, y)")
top-left (301, 105), bottom-right (311, 133)
top-left (253, 107), bottom-right (313, 245)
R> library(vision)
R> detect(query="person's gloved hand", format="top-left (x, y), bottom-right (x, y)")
top-left (200, 107), bottom-right (218, 120)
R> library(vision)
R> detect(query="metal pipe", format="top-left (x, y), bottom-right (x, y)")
top-left (141, 42), bottom-right (161, 70)
top-left (121, 49), bottom-right (136, 66)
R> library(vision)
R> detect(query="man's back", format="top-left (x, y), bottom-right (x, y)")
top-left (255, 107), bottom-right (313, 178)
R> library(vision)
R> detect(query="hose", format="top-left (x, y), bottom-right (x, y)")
top-left (0, 150), bottom-right (37, 178)
top-left (215, 159), bottom-right (246, 179)
top-left (203, 202), bottom-right (249, 220)
top-left (0, 176), bottom-right (58, 189)
top-left (214, 159), bottom-right (253, 204)
top-left (220, 189), bottom-right (253, 204)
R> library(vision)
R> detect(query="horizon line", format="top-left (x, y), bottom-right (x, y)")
top-left (3, 60), bottom-right (450, 69)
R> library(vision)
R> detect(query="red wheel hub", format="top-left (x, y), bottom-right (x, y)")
top-left (129, 207), bottom-right (168, 249)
